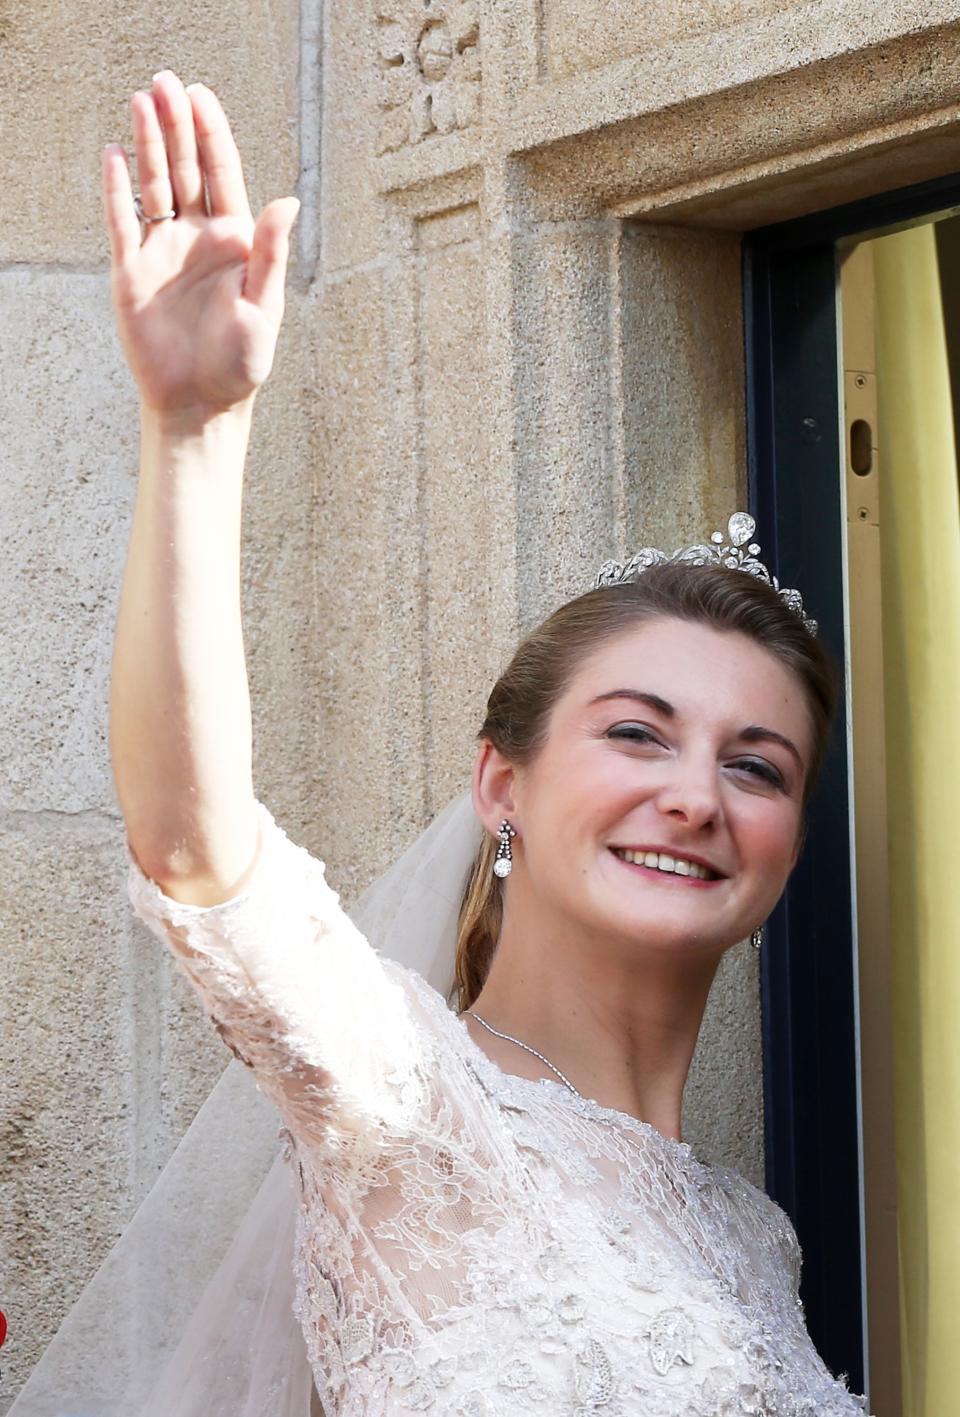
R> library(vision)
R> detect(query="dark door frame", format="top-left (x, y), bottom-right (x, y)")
top-left (744, 169), bottom-right (960, 1394)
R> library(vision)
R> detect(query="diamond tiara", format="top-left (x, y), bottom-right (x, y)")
top-left (594, 512), bottom-right (817, 637)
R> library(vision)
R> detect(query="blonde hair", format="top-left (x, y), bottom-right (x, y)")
top-left (453, 562), bottom-right (839, 1011)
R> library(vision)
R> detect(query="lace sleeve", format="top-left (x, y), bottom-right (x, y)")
top-left (765, 1194), bottom-right (803, 1297)
top-left (128, 803), bottom-right (425, 1150)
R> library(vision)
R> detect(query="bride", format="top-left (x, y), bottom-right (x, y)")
top-left (14, 69), bottom-right (873, 1416)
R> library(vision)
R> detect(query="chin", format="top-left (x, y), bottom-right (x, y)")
top-left (608, 887), bottom-right (750, 946)
top-left (597, 909), bottom-right (722, 954)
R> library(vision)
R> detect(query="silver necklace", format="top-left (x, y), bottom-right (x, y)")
top-left (463, 1011), bottom-right (583, 1099)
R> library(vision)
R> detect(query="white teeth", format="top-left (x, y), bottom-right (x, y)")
top-left (614, 848), bottom-right (715, 880)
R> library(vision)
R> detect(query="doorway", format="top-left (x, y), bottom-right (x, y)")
top-left (746, 177), bottom-right (960, 1417)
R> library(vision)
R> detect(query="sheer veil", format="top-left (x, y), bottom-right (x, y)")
top-left (9, 791), bottom-right (483, 1417)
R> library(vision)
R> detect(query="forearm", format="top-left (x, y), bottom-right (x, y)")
top-left (111, 402), bottom-right (259, 904)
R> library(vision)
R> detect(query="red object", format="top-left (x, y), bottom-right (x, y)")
top-left (0, 1308), bottom-right (7, 1347)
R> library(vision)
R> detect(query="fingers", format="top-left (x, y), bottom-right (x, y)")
top-left (187, 83), bottom-right (252, 222)
top-left (150, 70), bottom-right (205, 216)
top-left (131, 89), bottom-right (174, 221)
top-left (245, 198), bottom-right (300, 314)
top-left (102, 144), bottom-right (141, 268)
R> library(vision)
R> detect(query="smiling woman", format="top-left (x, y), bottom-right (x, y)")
top-left (463, 610), bottom-right (821, 1141)
top-left (13, 528), bottom-right (867, 1417)
top-left (9, 67), bottom-right (870, 1417)
top-left (456, 564), bottom-right (836, 1071)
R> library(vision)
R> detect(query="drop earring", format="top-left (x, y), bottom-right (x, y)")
top-left (751, 925), bottom-right (764, 951)
top-left (493, 820), bottom-right (516, 878)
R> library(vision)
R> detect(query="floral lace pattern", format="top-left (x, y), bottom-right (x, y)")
top-left (129, 805), bottom-right (874, 1417)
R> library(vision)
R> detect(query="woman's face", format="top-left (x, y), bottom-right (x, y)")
top-left (500, 616), bottom-right (813, 959)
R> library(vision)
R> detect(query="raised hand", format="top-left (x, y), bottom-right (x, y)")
top-left (102, 71), bottom-right (299, 417)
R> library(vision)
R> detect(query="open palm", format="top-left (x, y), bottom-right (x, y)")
top-left (103, 73), bottom-right (299, 416)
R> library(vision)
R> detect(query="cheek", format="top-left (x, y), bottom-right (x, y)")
top-left (737, 799), bottom-right (801, 873)
top-left (520, 765), bottom-right (610, 881)
top-left (523, 745), bottom-right (619, 826)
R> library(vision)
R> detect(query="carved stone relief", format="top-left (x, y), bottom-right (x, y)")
top-left (377, 1), bottom-right (480, 153)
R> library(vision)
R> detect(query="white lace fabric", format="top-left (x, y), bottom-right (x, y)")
top-left (129, 803), bottom-right (873, 1417)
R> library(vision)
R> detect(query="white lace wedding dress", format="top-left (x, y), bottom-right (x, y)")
top-left (130, 803), bottom-right (873, 1417)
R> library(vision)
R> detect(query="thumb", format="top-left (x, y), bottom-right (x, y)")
top-left (245, 197), bottom-right (300, 314)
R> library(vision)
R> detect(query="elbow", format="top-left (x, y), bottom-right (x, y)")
top-left (128, 826), bottom-right (262, 908)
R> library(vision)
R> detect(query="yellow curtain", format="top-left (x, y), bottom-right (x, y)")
top-left (873, 222), bottom-right (960, 1417)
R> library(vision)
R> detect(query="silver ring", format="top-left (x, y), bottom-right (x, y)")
top-left (134, 193), bottom-right (176, 224)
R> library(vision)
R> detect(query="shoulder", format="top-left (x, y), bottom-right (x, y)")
top-left (379, 959), bottom-right (467, 1053)
top-left (713, 1165), bottom-right (803, 1283)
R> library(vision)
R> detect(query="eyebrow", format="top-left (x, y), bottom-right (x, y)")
top-left (588, 689), bottom-right (805, 770)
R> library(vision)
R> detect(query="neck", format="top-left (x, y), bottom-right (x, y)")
top-left (467, 892), bottom-right (722, 1142)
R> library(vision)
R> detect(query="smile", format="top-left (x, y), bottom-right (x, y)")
top-left (610, 848), bottom-right (723, 883)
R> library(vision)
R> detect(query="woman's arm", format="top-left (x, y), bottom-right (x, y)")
top-left (108, 77), bottom-right (434, 1155)
top-left (106, 72), bottom-right (299, 904)
top-left (111, 403), bottom-right (257, 902)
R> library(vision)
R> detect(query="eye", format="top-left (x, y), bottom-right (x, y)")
top-left (729, 757), bottom-right (785, 789)
top-left (603, 726), bottom-right (788, 789)
top-left (605, 723), bottom-right (662, 746)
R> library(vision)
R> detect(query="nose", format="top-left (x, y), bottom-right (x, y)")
top-left (655, 760), bottom-right (721, 831)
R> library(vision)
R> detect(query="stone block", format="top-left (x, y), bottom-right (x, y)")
top-left (683, 944), bottom-right (765, 1186)
top-left (0, 0), bottom-right (300, 264)
top-left (242, 301), bottom-right (321, 846)
top-left (541, 0), bottom-right (782, 81)
top-left (413, 207), bottom-right (502, 814)
top-left (503, 220), bottom-right (625, 628)
top-left (304, 270), bottom-right (408, 899)
top-left (515, 16), bottom-right (960, 226)
top-left (0, 271), bottom-right (137, 815)
top-left (0, 816), bottom-right (137, 1404)
top-left (306, 230), bottom-right (498, 887)
top-left (619, 224), bottom-right (745, 545)
top-left (321, 0), bottom-right (385, 272)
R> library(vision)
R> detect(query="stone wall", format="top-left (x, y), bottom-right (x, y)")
top-left (0, 6), bottom-right (314, 1406)
top-left (5, 0), bottom-right (960, 1405)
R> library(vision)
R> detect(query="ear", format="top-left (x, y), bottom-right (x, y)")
top-left (472, 739), bottom-right (519, 840)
